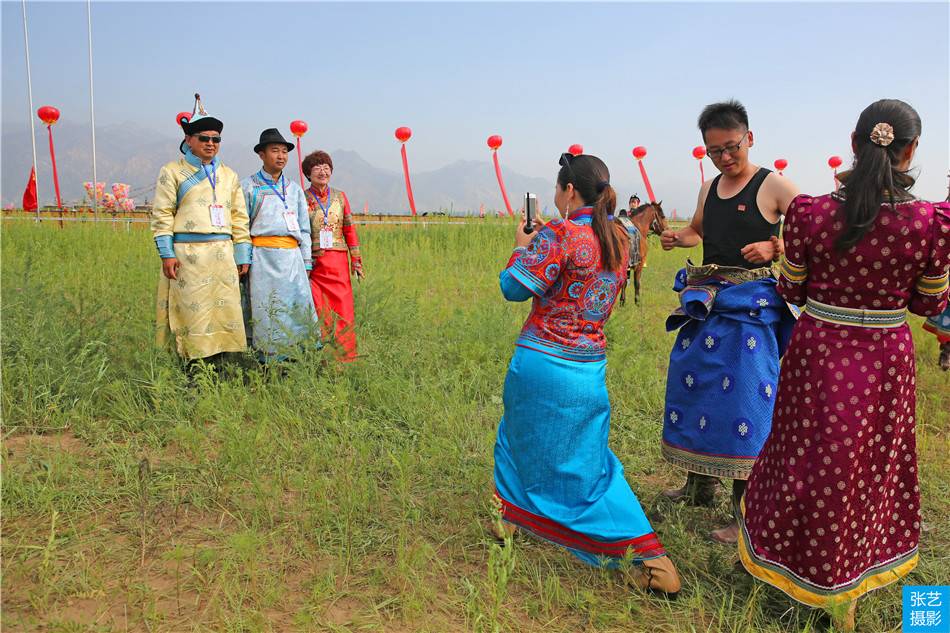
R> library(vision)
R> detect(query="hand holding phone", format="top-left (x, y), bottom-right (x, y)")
top-left (524, 193), bottom-right (537, 234)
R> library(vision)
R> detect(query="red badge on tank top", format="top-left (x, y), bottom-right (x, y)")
top-left (737, 204), bottom-right (746, 212)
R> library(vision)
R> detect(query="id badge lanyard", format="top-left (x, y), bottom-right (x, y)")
top-left (203, 162), bottom-right (218, 204)
top-left (261, 171), bottom-right (287, 210)
top-left (204, 162), bottom-right (228, 227)
top-left (267, 173), bottom-right (302, 233)
top-left (314, 189), bottom-right (332, 227)
top-left (313, 189), bottom-right (334, 250)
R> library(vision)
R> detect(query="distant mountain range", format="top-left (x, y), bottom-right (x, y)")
top-left (1, 121), bottom-right (553, 214)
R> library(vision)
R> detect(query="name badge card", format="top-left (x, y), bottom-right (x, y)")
top-left (283, 211), bottom-right (300, 232)
top-left (209, 204), bottom-right (226, 227)
top-left (319, 228), bottom-right (334, 249)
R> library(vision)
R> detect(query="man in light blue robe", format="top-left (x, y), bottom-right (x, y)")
top-left (241, 128), bottom-right (318, 362)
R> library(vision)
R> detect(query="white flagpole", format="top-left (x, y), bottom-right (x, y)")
top-left (21, 0), bottom-right (39, 221)
top-left (87, 0), bottom-right (98, 220)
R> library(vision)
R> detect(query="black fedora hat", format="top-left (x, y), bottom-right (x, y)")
top-left (254, 128), bottom-right (295, 154)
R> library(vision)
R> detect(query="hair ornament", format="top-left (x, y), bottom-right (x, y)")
top-left (869, 122), bottom-right (895, 147)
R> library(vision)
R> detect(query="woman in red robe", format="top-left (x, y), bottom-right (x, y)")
top-left (303, 151), bottom-right (363, 361)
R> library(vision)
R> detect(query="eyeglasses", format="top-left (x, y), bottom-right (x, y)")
top-left (705, 133), bottom-right (746, 160)
top-left (196, 134), bottom-right (222, 144)
top-left (310, 164), bottom-right (332, 173)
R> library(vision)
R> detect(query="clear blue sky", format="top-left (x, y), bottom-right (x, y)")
top-left (3, 1), bottom-right (948, 214)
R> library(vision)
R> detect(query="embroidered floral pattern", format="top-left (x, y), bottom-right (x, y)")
top-left (508, 212), bottom-right (627, 360)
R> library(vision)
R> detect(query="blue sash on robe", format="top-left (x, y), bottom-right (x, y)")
top-left (176, 148), bottom-right (219, 206)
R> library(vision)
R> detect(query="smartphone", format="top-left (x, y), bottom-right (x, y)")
top-left (524, 193), bottom-right (537, 234)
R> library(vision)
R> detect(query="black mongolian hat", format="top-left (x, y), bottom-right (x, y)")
top-left (178, 93), bottom-right (223, 153)
top-left (254, 128), bottom-right (295, 154)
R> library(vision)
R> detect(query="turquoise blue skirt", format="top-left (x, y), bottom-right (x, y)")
top-left (493, 346), bottom-right (664, 567)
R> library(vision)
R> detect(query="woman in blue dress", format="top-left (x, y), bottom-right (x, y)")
top-left (492, 153), bottom-right (680, 595)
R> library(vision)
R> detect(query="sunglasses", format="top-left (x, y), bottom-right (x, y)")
top-left (196, 134), bottom-right (222, 144)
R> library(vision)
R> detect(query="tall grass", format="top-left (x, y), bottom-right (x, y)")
top-left (2, 220), bottom-right (948, 632)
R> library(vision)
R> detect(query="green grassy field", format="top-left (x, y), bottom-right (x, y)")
top-left (2, 220), bottom-right (948, 632)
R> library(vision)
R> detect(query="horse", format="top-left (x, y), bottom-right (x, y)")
top-left (623, 201), bottom-right (669, 305)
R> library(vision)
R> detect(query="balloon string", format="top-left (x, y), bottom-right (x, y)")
top-left (492, 151), bottom-right (514, 217)
top-left (47, 126), bottom-right (63, 209)
top-left (638, 160), bottom-right (656, 203)
top-left (699, 161), bottom-right (705, 185)
top-left (401, 143), bottom-right (417, 216)
top-left (296, 137), bottom-right (306, 191)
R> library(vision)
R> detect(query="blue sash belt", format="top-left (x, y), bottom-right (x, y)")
top-left (173, 233), bottom-right (231, 243)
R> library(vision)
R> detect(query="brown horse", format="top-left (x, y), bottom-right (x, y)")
top-left (626, 201), bottom-right (669, 305)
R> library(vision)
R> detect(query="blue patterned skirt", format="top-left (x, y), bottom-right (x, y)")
top-left (493, 346), bottom-right (664, 567)
top-left (661, 266), bottom-right (797, 479)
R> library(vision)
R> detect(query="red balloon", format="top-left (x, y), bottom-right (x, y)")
top-left (290, 120), bottom-right (309, 137)
top-left (568, 144), bottom-right (584, 156)
top-left (487, 135), bottom-right (503, 150)
top-left (176, 111), bottom-right (191, 127)
top-left (395, 126), bottom-right (412, 143)
top-left (774, 158), bottom-right (788, 171)
top-left (828, 155), bottom-right (843, 169)
top-left (37, 105), bottom-right (60, 126)
top-left (632, 146), bottom-right (647, 160)
top-left (692, 146), bottom-right (706, 160)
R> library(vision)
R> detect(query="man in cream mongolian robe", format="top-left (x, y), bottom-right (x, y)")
top-left (151, 96), bottom-right (251, 362)
top-left (241, 128), bottom-right (318, 361)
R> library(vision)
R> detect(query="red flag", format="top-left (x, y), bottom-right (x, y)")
top-left (22, 167), bottom-right (37, 211)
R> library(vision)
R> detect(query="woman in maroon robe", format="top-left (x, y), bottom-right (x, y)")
top-left (737, 99), bottom-right (950, 630)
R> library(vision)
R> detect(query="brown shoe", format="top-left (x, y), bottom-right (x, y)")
top-left (662, 483), bottom-right (690, 501)
top-left (663, 473), bottom-right (718, 507)
top-left (939, 342), bottom-right (950, 371)
top-left (624, 555), bottom-right (682, 597)
top-left (709, 521), bottom-right (740, 545)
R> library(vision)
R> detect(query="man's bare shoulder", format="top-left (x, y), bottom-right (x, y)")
top-left (762, 171), bottom-right (800, 213)
top-left (762, 171), bottom-right (798, 195)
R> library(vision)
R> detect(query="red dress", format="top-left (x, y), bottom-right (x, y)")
top-left (306, 187), bottom-right (361, 361)
top-left (737, 193), bottom-right (950, 607)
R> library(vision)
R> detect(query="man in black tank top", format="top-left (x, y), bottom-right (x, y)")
top-left (656, 101), bottom-right (799, 544)
top-left (661, 107), bottom-right (798, 265)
